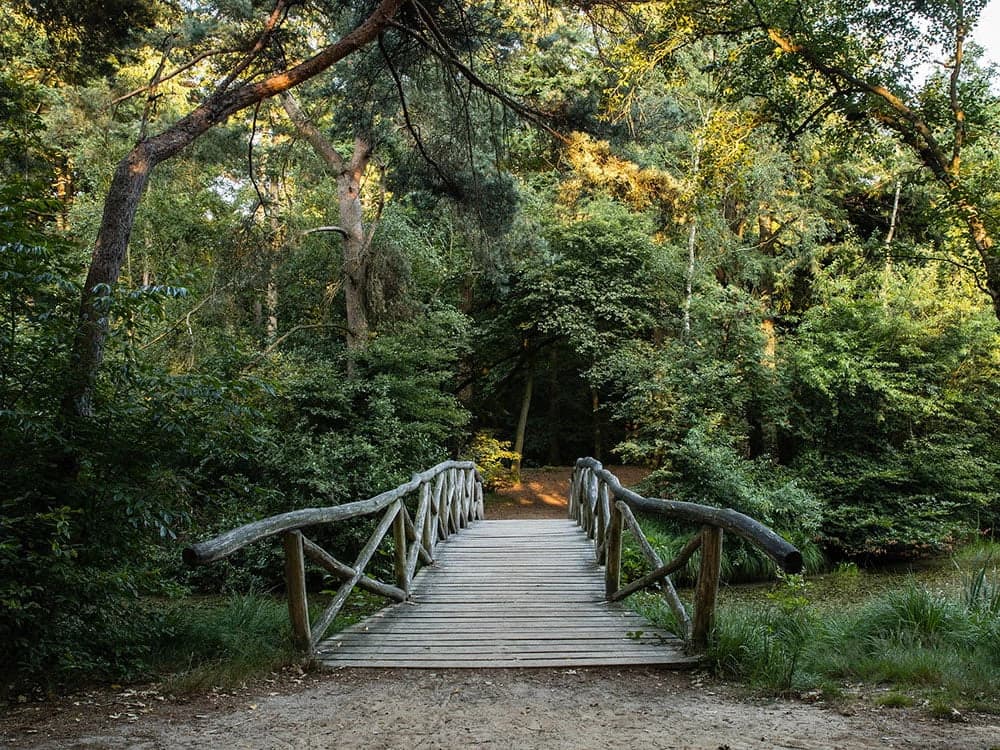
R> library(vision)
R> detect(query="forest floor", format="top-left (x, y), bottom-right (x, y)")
top-left (484, 464), bottom-right (649, 519)
top-left (4, 466), bottom-right (999, 749)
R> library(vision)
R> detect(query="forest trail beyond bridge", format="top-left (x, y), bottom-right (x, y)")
top-left (185, 459), bottom-right (802, 668)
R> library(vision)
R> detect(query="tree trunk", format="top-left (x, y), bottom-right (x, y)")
top-left (591, 387), bottom-right (602, 461)
top-left (954, 194), bottom-right (1000, 321)
top-left (683, 218), bottom-right (696, 339)
top-left (265, 273), bottom-right (279, 345)
top-left (281, 93), bottom-right (373, 352)
top-left (265, 180), bottom-right (282, 345)
top-left (513, 370), bottom-right (533, 476)
top-left (340, 143), bottom-right (371, 350)
top-left (63, 144), bottom-right (155, 418)
top-left (61, 0), bottom-right (405, 417)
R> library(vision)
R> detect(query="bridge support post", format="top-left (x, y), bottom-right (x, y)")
top-left (393, 506), bottom-right (408, 592)
top-left (605, 500), bottom-right (623, 597)
top-left (692, 525), bottom-right (723, 650)
top-left (282, 530), bottom-right (312, 652)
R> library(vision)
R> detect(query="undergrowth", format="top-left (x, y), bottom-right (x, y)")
top-left (152, 589), bottom-right (385, 693)
top-left (660, 557), bottom-right (1000, 714)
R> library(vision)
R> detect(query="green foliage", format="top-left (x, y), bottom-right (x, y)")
top-left (638, 429), bottom-right (824, 581)
top-left (697, 571), bottom-right (1000, 708)
top-left (522, 199), bottom-right (662, 363)
top-left (784, 270), bottom-right (1000, 556)
top-left (468, 432), bottom-right (521, 489)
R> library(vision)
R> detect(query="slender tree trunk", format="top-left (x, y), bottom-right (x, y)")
top-left (265, 274), bottom-right (279, 344)
top-left (882, 180), bottom-right (901, 305)
top-left (265, 181), bottom-right (282, 345)
top-left (683, 218), bottom-right (696, 339)
top-left (339, 143), bottom-right (371, 350)
top-left (61, 0), bottom-right (405, 417)
top-left (885, 181), bottom-right (902, 248)
top-left (683, 148), bottom-right (700, 340)
top-left (513, 370), bottom-right (533, 477)
top-left (591, 387), bottom-right (602, 461)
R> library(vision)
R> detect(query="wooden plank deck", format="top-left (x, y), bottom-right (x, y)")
top-left (317, 519), bottom-right (697, 668)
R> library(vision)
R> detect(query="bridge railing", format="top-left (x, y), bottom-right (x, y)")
top-left (184, 461), bottom-right (484, 653)
top-left (570, 457), bottom-right (802, 649)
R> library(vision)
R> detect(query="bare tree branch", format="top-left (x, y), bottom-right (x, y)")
top-left (109, 48), bottom-right (238, 107)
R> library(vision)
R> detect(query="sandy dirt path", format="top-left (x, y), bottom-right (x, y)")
top-left (6, 667), bottom-right (998, 749)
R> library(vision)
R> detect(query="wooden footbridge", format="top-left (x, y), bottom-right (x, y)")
top-left (185, 459), bottom-right (802, 668)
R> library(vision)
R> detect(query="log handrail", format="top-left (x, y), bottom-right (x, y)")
top-left (570, 457), bottom-right (802, 649)
top-left (184, 460), bottom-right (485, 652)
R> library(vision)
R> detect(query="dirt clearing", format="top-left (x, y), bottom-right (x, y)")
top-left (486, 465), bottom-right (648, 519)
top-left (4, 667), bottom-right (998, 749)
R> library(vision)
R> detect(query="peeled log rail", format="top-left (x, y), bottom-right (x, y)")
top-left (183, 460), bottom-right (483, 652)
top-left (184, 460), bottom-right (478, 565)
top-left (571, 457), bottom-right (802, 650)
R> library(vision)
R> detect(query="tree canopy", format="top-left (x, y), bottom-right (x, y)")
top-left (2, 0), bottom-right (999, 690)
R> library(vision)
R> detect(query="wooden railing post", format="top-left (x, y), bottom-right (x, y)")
top-left (420, 481), bottom-right (435, 554)
top-left (605, 500), bottom-right (623, 598)
top-left (691, 525), bottom-right (723, 650)
top-left (392, 504), bottom-right (408, 592)
top-left (282, 530), bottom-right (311, 651)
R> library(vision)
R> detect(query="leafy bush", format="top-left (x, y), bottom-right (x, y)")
top-left (468, 431), bottom-right (521, 489)
top-left (783, 275), bottom-right (1000, 557)
top-left (638, 427), bottom-right (825, 582)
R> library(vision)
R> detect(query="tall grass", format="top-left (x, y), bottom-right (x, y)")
top-left (156, 594), bottom-right (298, 692)
top-left (151, 588), bottom-right (386, 692)
top-left (640, 558), bottom-right (1000, 712)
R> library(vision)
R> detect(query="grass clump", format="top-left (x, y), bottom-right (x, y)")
top-left (156, 594), bottom-right (298, 692)
top-left (648, 556), bottom-right (1000, 712)
top-left (152, 588), bottom-right (386, 692)
top-left (874, 691), bottom-right (915, 708)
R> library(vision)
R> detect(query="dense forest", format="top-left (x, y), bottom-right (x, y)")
top-left (2, 0), bottom-right (999, 691)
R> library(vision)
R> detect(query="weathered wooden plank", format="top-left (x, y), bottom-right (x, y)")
top-left (326, 635), bottom-right (675, 645)
top-left (324, 645), bottom-right (684, 657)
top-left (321, 656), bottom-right (698, 668)
top-left (318, 518), bottom-right (693, 669)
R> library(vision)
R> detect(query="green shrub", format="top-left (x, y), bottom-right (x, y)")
top-left (468, 431), bottom-right (521, 489)
top-left (638, 429), bottom-right (825, 582)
